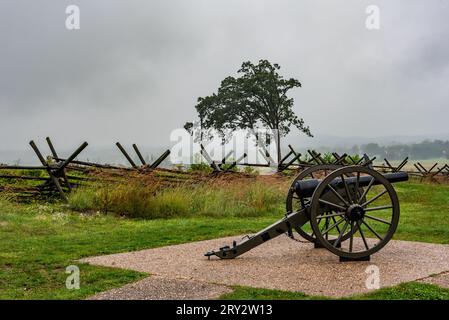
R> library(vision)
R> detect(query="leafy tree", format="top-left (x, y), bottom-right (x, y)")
top-left (186, 60), bottom-right (312, 162)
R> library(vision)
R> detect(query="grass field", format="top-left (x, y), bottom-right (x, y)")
top-left (0, 179), bottom-right (449, 300)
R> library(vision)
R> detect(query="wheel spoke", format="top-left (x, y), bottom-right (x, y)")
top-left (331, 216), bottom-right (341, 234)
top-left (365, 214), bottom-right (391, 225)
top-left (312, 214), bottom-right (326, 236)
top-left (356, 220), bottom-right (370, 250)
top-left (319, 215), bottom-right (327, 234)
top-left (318, 199), bottom-right (346, 211)
top-left (316, 212), bottom-right (346, 219)
top-left (361, 190), bottom-right (388, 207)
top-left (327, 185), bottom-right (350, 207)
top-left (364, 205), bottom-right (393, 212)
top-left (349, 221), bottom-right (354, 252)
top-left (313, 217), bottom-right (324, 237)
top-left (358, 177), bottom-right (375, 204)
top-left (321, 217), bottom-right (345, 235)
top-left (333, 220), bottom-right (349, 247)
top-left (340, 175), bottom-right (352, 204)
top-left (361, 220), bottom-right (383, 241)
top-left (354, 172), bottom-right (361, 203)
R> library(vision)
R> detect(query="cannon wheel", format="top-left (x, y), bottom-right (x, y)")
top-left (286, 164), bottom-right (358, 244)
top-left (309, 166), bottom-right (400, 260)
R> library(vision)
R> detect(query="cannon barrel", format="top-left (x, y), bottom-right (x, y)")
top-left (294, 171), bottom-right (409, 198)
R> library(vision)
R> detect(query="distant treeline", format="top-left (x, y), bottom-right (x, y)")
top-left (316, 140), bottom-right (449, 161)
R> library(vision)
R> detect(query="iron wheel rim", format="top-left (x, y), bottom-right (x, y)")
top-left (309, 166), bottom-right (400, 259)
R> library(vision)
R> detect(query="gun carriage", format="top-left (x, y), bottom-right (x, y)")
top-left (206, 165), bottom-right (408, 261)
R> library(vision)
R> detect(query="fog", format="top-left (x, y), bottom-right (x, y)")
top-left (1, 0), bottom-right (448, 163)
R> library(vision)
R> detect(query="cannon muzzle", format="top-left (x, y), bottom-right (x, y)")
top-left (294, 171), bottom-right (409, 198)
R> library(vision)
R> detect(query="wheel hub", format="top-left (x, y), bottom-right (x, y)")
top-left (346, 204), bottom-right (365, 221)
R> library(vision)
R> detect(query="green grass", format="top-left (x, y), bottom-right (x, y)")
top-left (220, 282), bottom-right (449, 300)
top-left (220, 286), bottom-right (319, 300)
top-left (1, 180), bottom-right (449, 299)
top-left (0, 198), bottom-right (279, 299)
top-left (352, 282), bottom-right (449, 300)
top-left (393, 182), bottom-right (449, 243)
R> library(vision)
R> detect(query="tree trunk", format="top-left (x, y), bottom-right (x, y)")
top-left (275, 129), bottom-right (281, 166)
top-left (265, 134), bottom-right (271, 158)
top-left (200, 116), bottom-right (204, 142)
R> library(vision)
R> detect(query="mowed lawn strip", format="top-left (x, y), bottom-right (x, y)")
top-left (220, 282), bottom-right (449, 300)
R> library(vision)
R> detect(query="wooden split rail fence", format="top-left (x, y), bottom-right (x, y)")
top-left (0, 138), bottom-right (178, 201)
top-left (2, 140), bottom-right (449, 201)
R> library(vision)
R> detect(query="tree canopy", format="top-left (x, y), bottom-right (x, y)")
top-left (186, 59), bottom-right (312, 161)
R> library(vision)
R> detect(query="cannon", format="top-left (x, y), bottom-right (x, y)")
top-left (205, 165), bottom-right (409, 261)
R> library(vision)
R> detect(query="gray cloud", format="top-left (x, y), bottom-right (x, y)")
top-left (0, 0), bottom-right (448, 156)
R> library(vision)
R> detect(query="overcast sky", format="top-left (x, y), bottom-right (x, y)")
top-left (1, 0), bottom-right (448, 154)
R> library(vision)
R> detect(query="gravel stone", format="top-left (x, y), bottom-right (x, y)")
top-left (419, 271), bottom-right (449, 289)
top-left (88, 275), bottom-right (232, 300)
